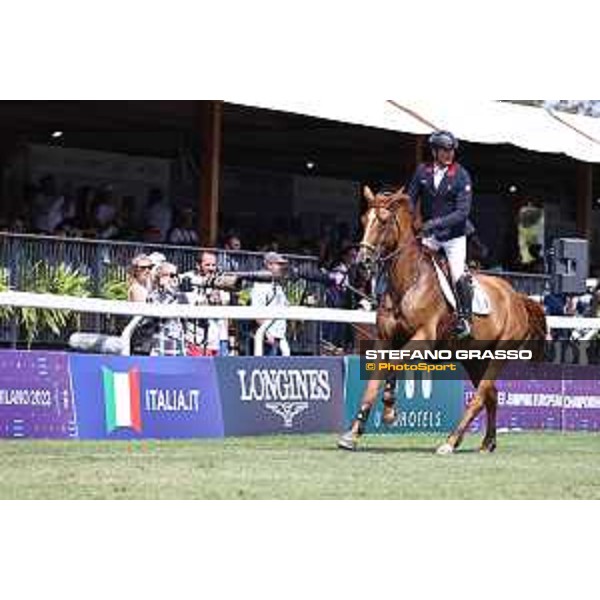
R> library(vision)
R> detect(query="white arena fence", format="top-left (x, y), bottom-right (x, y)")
top-left (1, 291), bottom-right (599, 357)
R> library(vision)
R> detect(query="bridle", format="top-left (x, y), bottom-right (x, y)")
top-left (359, 196), bottom-right (415, 265)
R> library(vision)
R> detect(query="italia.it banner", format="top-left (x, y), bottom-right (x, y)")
top-left (69, 355), bottom-right (224, 440)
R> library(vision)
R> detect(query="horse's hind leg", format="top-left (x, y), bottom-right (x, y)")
top-left (437, 359), bottom-right (502, 455)
top-left (437, 387), bottom-right (486, 455)
top-left (480, 384), bottom-right (498, 453)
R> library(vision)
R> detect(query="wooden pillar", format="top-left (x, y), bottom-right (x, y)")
top-left (198, 101), bottom-right (223, 247)
top-left (0, 133), bottom-right (26, 221)
top-left (415, 135), bottom-right (425, 167)
top-left (576, 161), bottom-right (593, 239)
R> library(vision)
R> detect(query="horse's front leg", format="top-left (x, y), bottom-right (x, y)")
top-left (337, 375), bottom-right (383, 451)
top-left (381, 328), bottom-right (433, 425)
top-left (337, 306), bottom-right (401, 450)
top-left (337, 327), bottom-right (432, 451)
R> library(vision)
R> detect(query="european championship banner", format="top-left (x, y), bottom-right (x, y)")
top-left (69, 355), bottom-right (224, 439)
top-left (465, 363), bottom-right (564, 433)
top-left (344, 356), bottom-right (464, 433)
top-left (0, 350), bottom-right (76, 439)
top-left (214, 356), bottom-right (345, 436)
top-left (562, 368), bottom-right (600, 431)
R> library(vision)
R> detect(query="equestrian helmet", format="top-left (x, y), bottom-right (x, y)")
top-left (429, 130), bottom-right (459, 151)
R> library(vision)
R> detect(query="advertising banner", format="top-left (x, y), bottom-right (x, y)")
top-left (465, 363), bottom-right (564, 432)
top-left (0, 350), bottom-right (76, 439)
top-left (70, 355), bottom-right (223, 439)
top-left (344, 356), bottom-right (464, 434)
top-left (562, 368), bottom-right (600, 431)
top-left (215, 357), bottom-right (344, 436)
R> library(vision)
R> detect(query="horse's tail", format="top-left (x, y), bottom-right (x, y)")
top-left (521, 295), bottom-right (547, 340)
top-left (520, 294), bottom-right (547, 360)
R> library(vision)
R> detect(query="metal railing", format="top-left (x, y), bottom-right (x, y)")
top-left (0, 232), bottom-right (558, 353)
top-left (0, 232), bottom-right (322, 352)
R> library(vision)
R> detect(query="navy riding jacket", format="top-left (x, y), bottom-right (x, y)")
top-left (407, 162), bottom-right (473, 242)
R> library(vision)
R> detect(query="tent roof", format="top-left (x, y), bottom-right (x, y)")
top-left (224, 99), bottom-right (600, 163)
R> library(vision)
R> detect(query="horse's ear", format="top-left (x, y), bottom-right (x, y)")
top-left (364, 186), bottom-right (376, 203)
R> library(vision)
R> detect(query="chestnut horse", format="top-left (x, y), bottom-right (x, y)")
top-left (338, 186), bottom-right (547, 455)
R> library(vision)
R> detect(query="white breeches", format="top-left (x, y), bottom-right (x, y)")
top-left (422, 235), bottom-right (467, 283)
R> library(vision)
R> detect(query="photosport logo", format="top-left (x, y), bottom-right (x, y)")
top-left (102, 367), bottom-right (142, 433)
top-left (237, 368), bottom-right (331, 428)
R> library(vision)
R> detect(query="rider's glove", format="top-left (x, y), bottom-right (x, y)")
top-left (421, 220), bottom-right (437, 235)
top-left (421, 219), bottom-right (440, 235)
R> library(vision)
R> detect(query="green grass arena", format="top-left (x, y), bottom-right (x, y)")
top-left (1, 432), bottom-right (599, 499)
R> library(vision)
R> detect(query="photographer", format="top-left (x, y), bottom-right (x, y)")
top-left (146, 262), bottom-right (188, 357)
top-left (251, 252), bottom-right (290, 356)
top-left (180, 251), bottom-right (231, 356)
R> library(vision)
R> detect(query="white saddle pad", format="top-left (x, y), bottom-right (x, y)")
top-left (431, 259), bottom-right (491, 316)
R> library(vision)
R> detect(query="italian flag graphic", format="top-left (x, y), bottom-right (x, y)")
top-left (102, 367), bottom-right (142, 433)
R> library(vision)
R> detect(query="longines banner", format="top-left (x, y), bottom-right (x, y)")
top-left (69, 355), bottom-right (224, 440)
top-left (344, 356), bottom-right (464, 434)
top-left (214, 357), bottom-right (345, 436)
top-left (0, 351), bottom-right (76, 439)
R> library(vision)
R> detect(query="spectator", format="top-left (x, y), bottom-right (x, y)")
top-left (220, 232), bottom-right (242, 272)
top-left (117, 196), bottom-right (141, 241)
top-left (528, 243), bottom-right (546, 274)
top-left (7, 213), bottom-right (28, 234)
top-left (168, 207), bottom-right (199, 246)
top-left (76, 185), bottom-right (96, 228)
top-left (467, 231), bottom-right (490, 269)
top-left (224, 233), bottom-right (242, 252)
top-left (147, 251), bottom-right (167, 282)
top-left (145, 188), bottom-right (172, 242)
top-left (32, 175), bottom-right (66, 234)
top-left (91, 185), bottom-right (120, 239)
top-left (251, 252), bottom-right (290, 356)
top-left (127, 254), bottom-right (153, 302)
top-left (146, 262), bottom-right (187, 356)
top-left (142, 226), bottom-right (163, 244)
top-left (181, 251), bottom-right (231, 356)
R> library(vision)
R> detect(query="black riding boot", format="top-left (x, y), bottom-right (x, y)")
top-left (453, 274), bottom-right (473, 339)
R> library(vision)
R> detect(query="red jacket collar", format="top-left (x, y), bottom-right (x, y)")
top-left (424, 162), bottom-right (459, 176)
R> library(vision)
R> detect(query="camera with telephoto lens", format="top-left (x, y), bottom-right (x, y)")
top-left (289, 265), bottom-right (347, 287)
top-left (179, 271), bottom-right (241, 293)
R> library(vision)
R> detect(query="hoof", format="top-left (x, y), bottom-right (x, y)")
top-left (479, 442), bottom-right (497, 454)
top-left (436, 442), bottom-right (454, 456)
top-left (337, 432), bottom-right (358, 451)
top-left (382, 406), bottom-right (397, 426)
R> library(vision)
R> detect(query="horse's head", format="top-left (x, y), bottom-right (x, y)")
top-left (357, 185), bottom-right (413, 276)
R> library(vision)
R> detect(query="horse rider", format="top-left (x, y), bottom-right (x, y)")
top-left (407, 130), bottom-right (474, 339)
